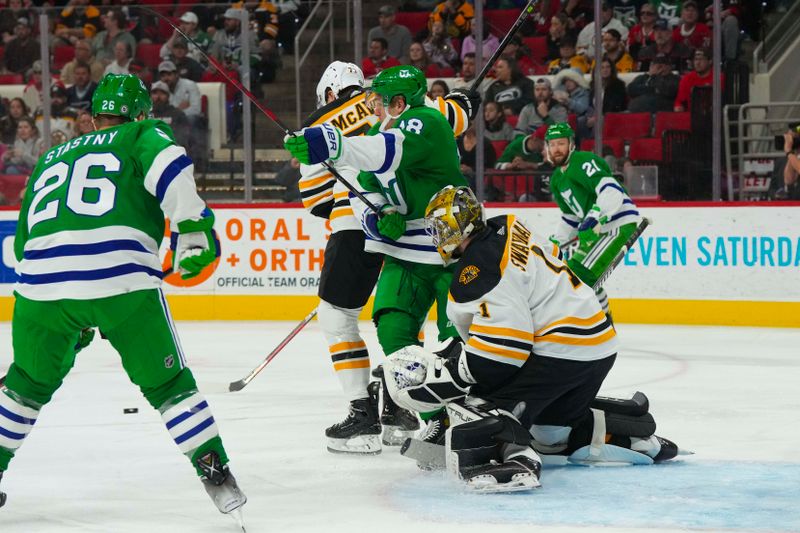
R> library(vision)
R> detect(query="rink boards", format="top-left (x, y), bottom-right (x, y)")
top-left (1, 203), bottom-right (799, 327)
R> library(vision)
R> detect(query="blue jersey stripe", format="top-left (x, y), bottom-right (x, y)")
top-left (24, 239), bottom-right (151, 260)
top-left (174, 416), bottom-right (215, 445)
top-left (562, 216), bottom-right (579, 228)
top-left (18, 263), bottom-right (164, 285)
top-left (166, 400), bottom-right (208, 430)
top-left (608, 209), bottom-right (640, 222)
top-left (156, 155), bottom-right (193, 202)
top-left (375, 133), bottom-right (396, 175)
top-left (0, 404), bottom-right (35, 426)
top-left (599, 182), bottom-right (625, 195)
top-left (0, 425), bottom-right (26, 440)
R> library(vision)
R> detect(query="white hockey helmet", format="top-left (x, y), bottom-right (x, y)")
top-left (315, 61), bottom-right (365, 108)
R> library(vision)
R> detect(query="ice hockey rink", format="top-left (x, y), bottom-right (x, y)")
top-left (0, 319), bottom-right (798, 533)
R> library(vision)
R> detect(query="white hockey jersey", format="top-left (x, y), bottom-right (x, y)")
top-left (447, 215), bottom-right (618, 388)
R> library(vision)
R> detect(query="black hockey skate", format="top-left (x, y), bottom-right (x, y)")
top-left (652, 436), bottom-right (680, 462)
top-left (375, 376), bottom-right (420, 446)
top-left (196, 451), bottom-right (247, 531)
top-left (0, 470), bottom-right (7, 508)
top-left (461, 455), bottom-right (542, 493)
top-left (325, 383), bottom-right (381, 455)
top-left (420, 409), bottom-right (449, 445)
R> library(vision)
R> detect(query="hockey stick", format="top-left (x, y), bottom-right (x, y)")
top-left (228, 308), bottom-right (318, 392)
top-left (137, 7), bottom-right (382, 216)
top-left (591, 217), bottom-right (650, 291)
top-left (469, 0), bottom-right (541, 93)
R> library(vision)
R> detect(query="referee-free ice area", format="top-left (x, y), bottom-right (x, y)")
top-left (0, 320), bottom-right (798, 533)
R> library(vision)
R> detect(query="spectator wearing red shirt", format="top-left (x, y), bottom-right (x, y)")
top-left (673, 1), bottom-right (711, 50)
top-left (628, 3), bottom-right (658, 59)
top-left (362, 37), bottom-right (401, 79)
top-left (674, 47), bottom-right (722, 111)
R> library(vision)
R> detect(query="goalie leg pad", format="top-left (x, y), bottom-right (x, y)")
top-left (591, 391), bottom-right (649, 417)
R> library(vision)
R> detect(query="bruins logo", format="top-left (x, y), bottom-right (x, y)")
top-left (459, 265), bottom-right (480, 285)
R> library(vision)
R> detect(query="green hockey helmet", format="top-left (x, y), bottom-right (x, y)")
top-left (368, 65), bottom-right (427, 109)
top-left (544, 122), bottom-right (575, 141)
top-left (92, 74), bottom-right (152, 120)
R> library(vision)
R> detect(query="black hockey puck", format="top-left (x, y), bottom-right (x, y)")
top-left (123, 408), bottom-right (139, 414)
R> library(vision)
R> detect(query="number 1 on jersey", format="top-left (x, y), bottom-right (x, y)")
top-left (479, 302), bottom-right (491, 318)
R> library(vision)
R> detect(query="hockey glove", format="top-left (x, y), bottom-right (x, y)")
top-left (446, 88), bottom-right (482, 121)
top-left (363, 205), bottom-right (406, 241)
top-left (173, 208), bottom-right (220, 279)
top-left (384, 345), bottom-right (474, 413)
top-left (283, 123), bottom-right (342, 165)
top-left (578, 205), bottom-right (604, 245)
top-left (74, 327), bottom-right (95, 354)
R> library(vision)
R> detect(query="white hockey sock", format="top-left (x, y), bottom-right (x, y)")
top-left (0, 389), bottom-right (39, 452)
top-left (319, 301), bottom-right (370, 401)
top-left (161, 391), bottom-right (220, 455)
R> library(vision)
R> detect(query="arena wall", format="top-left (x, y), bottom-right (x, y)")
top-left (1, 202), bottom-right (798, 327)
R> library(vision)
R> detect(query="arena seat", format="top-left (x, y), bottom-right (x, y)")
top-left (485, 10), bottom-right (518, 34)
top-left (0, 174), bottom-right (27, 206)
top-left (136, 43), bottom-right (163, 70)
top-left (522, 36), bottom-right (548, 63)
top-left (0, 73), bottom-right (23, 84)
top-left (580, 138), bottom-right (625, 158)
top-left (654, 111), bottom-right (691, 138)
top-left (628, 138), bottom-right (663, 162)
top-left (53, 46), bottom-right (75, 70)
top-left (506, 115), bottom-right (519, 128)
top-left (603, 112), bottom-right (652, 140)
top-left (394, 12), bottom-right (428, 36)
top-left (491, 140), bottom-right (509, 158)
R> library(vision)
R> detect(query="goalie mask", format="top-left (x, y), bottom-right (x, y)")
top-left (315, 61), bottom-right (365, 108)
top-left (425, 186), bottom-right (485, 264)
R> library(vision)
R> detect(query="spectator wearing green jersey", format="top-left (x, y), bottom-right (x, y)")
top-left (495, 133), bottom-right (545, 171)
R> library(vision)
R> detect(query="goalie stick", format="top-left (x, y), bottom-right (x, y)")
top-left (228, 308), bottom-right (317, 392)
top-left (137, 6), bottom-right (382, 216)
top-left (592, 217), bottom-right (650, 291)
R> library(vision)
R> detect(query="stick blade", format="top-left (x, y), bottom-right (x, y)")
top-left (228, 380), bottom-right (247, 392)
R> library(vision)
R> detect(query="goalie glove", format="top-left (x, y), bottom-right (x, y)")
top-left (384, 345), bottom-right (475, 413)
top-left (172, 207), bottom-right (220, 279)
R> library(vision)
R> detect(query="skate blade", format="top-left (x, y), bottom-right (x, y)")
top-left (677, 448), bottom-right (695, 456)
top-left (229, 507), bottom-right (246, 532)
top-left (400, 438), bottom-right (446, 470)
top-left (382, 427), bottom-right (418, 446)
top-left (326, 435), bottom-right (382, 455)
top-left (465, 476), bottom-right (542, 493)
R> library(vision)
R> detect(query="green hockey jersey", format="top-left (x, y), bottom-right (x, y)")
top-left (549, 150), bottom-right (640, 243)
top-left (15, 119), bottom-right (206, 301)
top-left (336, 105), bottom-right (467, 264)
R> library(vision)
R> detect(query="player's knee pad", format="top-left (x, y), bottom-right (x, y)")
top-left (566, 408), bottom-right (657, 466)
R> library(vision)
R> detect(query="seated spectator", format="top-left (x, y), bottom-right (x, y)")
top-left (553, 68), bottom-right (591, 119)
top-left (4, 18), bottom-right (39, 75)
top-left (61, 38), bottom-right (105, 85)
top-left (428, 0), bottom-right (474, 39)
top-left (502, 35), bottom-right (539, 76)
top-left (159, 61), bottom-right (207, 163)
top-left (628, 3), bottom-right (658, 59)
top-left (0, 1), bottom-right (33, 44)
top-left (73, 109), bottom-right (94, 137)
top-left (674, 1), bottom-right (711, 50)
top-left (515, 77), bottom-right (568, 136)
top-left (610, 0), bottom-right (646, 29)
top-left (92, 8), bottom-right (137, 65)
top-left (458, 124), bottom-right (497, 190)
top-left (576, 2), bottom-right (629, 60)
top-left (485, 57), bottom-right (534, 116)
top-left (0, 97), bottom-right (29, 145)
top-left (423, 20), bottom-right (460, 71)
top-left (674, 47), bottom-right (720, 112)
top-left (581, 58), bottom-right (628, 138)
top-left (23, 61), bottom-right (59, 114)
top-left (2, 117), bottom-right (42, 175)
top-left (66, 61), bottom-right (98, 111)
top-left (452, 52), bottom-right (491, 91)
top-left (627, 53), bottom-right (680, 112)
top-left (637, 18), bottom-right (692, 73)
top-left (483, 101), bottom-right (515, 142)
top-left (35, 83), bottom-right (79, 146)
top-left (546, 13), bottom-right (575, 62)
top-left (150, 80), bottom-right (190, 147)
top-left (407, 41), bottom-right (439, 78)
top-left (362, 37), bottom-right (401, 78)
top-left (548, 36), bottom-right (589, 75)
top-left (54, 1), bottom-right (102, 47)
top-left (495, 133), bottom-right (544, 170)
top-left (367, 5), bottom-right (412, 64)
top-left (704, 0), bottom-right (740, 62)
top-left (460, 24), bottom-right (500, 63)
top-left (104, 41), bottom-right (135, 76)
top-left (598, 29), bottom-right (635, 73)
top-left (428, 79), bottom-right (449, 100)
top-left (160, 12), bottom-right (213, 66)
top-left (253, 1), bottom-right (280, 43)
top-left (170, 38), bottom-right (205, 82)
top-left (255, 38), bottom-right (282, 85)
top-left (275, 158), bottom-right (302, 203)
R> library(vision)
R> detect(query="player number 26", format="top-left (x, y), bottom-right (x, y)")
top-left (27, 153), bottom-right (121, 232)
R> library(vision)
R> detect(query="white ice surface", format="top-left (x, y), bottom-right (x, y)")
top-left (0, 321), bottom-right (799, 533)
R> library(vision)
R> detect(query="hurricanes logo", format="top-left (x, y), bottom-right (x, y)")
top-left (459, 265), bottom-right (480, 285)
top-left (164, 355), bottom-right (174, 368)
